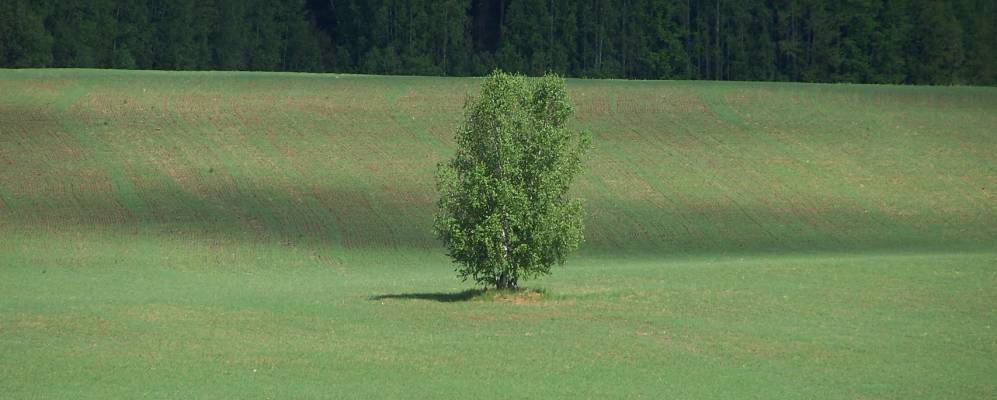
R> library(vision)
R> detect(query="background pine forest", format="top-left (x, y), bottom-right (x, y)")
top-left (1, 0), bottom-right (995, 85)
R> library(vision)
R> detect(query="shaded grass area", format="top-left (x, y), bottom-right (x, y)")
top-left (0, 70), bottom-right (994, 257)
top-left (370, 289), bottom-right (488, 302)
top-left (1, 70), bottom-right (995, 398)
top-left (370, 288), bottom-right (547, 303)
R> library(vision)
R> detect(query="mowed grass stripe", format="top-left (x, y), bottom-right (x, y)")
top-left (750, 85), bottom-right (996, 245)
top-left (613, 89), bottom-right (785, 251)
top-left (2, 70), bottom-right (984, 255)
top-left (695, 87), bottom-right (865, 250)
top-left (700, 86), bottom-right (926, 249)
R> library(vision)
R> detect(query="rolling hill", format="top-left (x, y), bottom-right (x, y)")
top-left (1, 69), bottom-right (994, 398)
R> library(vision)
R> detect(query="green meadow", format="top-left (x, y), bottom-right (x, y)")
top-left (1, 69), bottom-right (995, 398)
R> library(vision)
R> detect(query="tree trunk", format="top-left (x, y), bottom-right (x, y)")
top-left (494, 115), bottom-right (515, 291)
top-left (499, 211), bottom-right (514, 290)
top-left (716, 0), bottom-right (721, 80)
top-left (443, 5), bottom-right (449, 74)
top-left (549, 0), bottom-right (554, 71)
top-left (497, 272), bottom-right (518, 290)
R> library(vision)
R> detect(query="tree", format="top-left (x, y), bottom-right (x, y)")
top-left (3, 0), bottom-right (996, 85)
top-left (0, 0), bottom-right (53, 67)
top-left (960, 0), bottom-right (997, 84)
top-left (112, 0), bottom-right (154, 70)
top-left (428, 0), bottom-right (471, 75)
top-left (244, 0), bottom-right (282, 70)
top-left (149, 0), bottom-right (204, 69)
top-left (48, 0), bottom-right (116, 68)
top-left (213, 0), bottom-right (250, 70)
top-left (278, 0), bottom-right (322, 72)
top-left (909, 0), bottom-right (964, 84)
top-left (636, 0), bottom-right (690, 79)
top-left (871, 0), bottom-right (911, 84)
top-left (435, 70), bottom-right (590, 290)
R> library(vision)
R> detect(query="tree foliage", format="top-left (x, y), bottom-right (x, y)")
top-left (435, 70), bottom-right (589, 289)
top-left (0, 0), bottom-right (52, 68)
top-left (0, 0), bottom-right (994, 85)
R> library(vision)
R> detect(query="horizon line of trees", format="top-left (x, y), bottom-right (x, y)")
top-left (1, 0), bottom-right (994, 85)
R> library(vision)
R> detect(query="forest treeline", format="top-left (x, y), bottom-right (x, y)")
top-left (1, 0), bottom-right (994, 85)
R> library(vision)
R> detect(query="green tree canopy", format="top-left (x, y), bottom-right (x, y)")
top-left (1, 0), bottom-right (995, 85)
top-left (0, 0), bottom-right (53, 67)
top-left (435, 70), bottom-right (590, 289)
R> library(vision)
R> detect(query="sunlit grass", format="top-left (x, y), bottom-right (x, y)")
top-left (0, 69), bottom-right (994, 398)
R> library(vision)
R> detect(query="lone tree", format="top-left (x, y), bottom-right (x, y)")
top-left (435, 70), bottom-right (591, 290)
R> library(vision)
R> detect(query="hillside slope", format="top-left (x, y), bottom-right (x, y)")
top-left (1, 70), bottom-right (993, 260)
top-left (2, 70), bottom-right (996, 398)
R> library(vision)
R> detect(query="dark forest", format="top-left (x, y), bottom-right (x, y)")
top-left (1, 0), bottom-right (994, 85)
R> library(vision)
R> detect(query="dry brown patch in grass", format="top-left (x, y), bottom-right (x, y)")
top-left (23, 79), bottom-right (73, 99)
top-left (453, 288), bottom-right (551, 306)
top-left (281, 95), bottom-right (355, 115)
top-left (174, 94), bottom-right (222, 119)
top-left (492, 290), bottom-right (545, 305)
top-left (396, 89), bottom-right (464, 118)
top-left (6, 313), bottom-right (118, 337)
top-left (121, 303), bottom-right (274, 325)
top-left (84, 92), bottom-right (131, 119)
top-left (722, 89), bottom-right (787, 109)
top-left (571, 92), bottom-right (611, 119)
top-left (627, 88), bottom-right (708, 115)
top-left (125, 303), bottom-right (201, 323)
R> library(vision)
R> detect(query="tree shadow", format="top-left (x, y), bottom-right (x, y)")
top-left (369, 289), bottom-right (486, 303)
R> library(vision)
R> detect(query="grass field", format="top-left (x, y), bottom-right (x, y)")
top-left (1, 69), bottom-right (995, 398)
